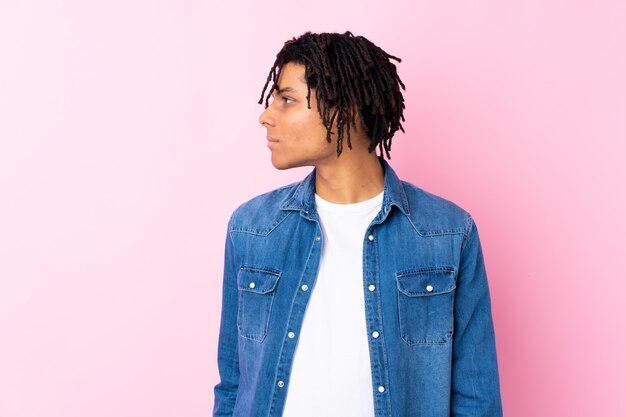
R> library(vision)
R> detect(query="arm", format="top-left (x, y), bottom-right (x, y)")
top-left (213, 218), bottom-right (240, 416)
top-left (451, 216), bottom-right (503, 416)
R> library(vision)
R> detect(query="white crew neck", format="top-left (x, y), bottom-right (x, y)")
top-left (314, 190), bottom-right (384, 214)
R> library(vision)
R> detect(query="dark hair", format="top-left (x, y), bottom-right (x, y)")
top-left (258, 31), bottom-right (406, 159)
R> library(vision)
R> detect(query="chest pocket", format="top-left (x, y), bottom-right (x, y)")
top-left (396, 268), bottom-right (456, 346)
top-left (237, 266), bottom-right (281, 343)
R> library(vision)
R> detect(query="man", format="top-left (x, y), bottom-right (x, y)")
top-left (213, 31), bottom-right (503, 417)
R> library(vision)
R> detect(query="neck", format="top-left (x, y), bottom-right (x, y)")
top-left (314, 151), bottom-right (384, 204)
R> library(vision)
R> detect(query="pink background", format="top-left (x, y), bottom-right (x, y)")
top-left (1, 1), bottom-right (625, 416)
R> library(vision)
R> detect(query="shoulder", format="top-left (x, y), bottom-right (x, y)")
top-left (400, 180), bottom-right (473, 236)
top-left (227, 180), bottom-right (301, 235)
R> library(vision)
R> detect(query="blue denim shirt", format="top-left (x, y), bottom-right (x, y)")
top-left (213, 158), bottom-right (503, 417)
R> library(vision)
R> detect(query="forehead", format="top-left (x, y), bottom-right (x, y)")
top-left (276, 62), bottom-right (307, 89)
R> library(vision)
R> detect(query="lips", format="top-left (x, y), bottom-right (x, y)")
top-left (266, 135), bottom-right (279, 149)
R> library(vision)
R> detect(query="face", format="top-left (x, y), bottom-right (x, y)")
top-left (258, 62), bottom-right (337, 170)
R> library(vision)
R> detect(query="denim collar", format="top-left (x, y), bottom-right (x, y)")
top-left (280, 156), bottom-right (410, 220)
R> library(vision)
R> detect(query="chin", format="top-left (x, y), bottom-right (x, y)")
top-left (270, 159), bottom-right (291, 170)
top-left (271, 163), bottom-right (291, 171)
top-left (271, 156), bottom-right (300, 171)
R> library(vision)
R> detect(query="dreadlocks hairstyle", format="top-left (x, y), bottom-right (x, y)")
top-left (258, 31), bottom-right (406, 159)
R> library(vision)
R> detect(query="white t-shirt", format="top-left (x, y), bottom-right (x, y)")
top-left (281, 190), bottom-right (384, 417)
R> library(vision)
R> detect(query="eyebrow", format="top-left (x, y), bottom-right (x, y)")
top-left (274, 85), bottom-right (299, 95)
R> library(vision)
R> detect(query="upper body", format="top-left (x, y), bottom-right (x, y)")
top-left (213, 31), bottom-right (503, 417)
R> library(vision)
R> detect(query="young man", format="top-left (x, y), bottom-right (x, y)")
top-left (213, 31), bottom-right (503, 417)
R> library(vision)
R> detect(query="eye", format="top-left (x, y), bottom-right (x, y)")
top-left (282, 96), bottom-right (294, 104)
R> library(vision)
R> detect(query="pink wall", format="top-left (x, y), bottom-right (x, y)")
top-left (1, 1), bottom-right (624, 416)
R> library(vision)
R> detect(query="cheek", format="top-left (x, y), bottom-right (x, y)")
top-left (289, 119), bottom-right (317, 142)
top-left (283, 108), bottom-right (328, 145)
top-left (303, 113), bottom-right (328, 137)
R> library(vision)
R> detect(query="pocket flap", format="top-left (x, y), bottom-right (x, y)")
top-left (396, 268), bottom-right (456, 297)
top-left (237, 267), bottom-right (281, 294)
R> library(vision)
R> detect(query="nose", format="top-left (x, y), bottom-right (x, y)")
top-left (258, 107), bottom-right (275, 128)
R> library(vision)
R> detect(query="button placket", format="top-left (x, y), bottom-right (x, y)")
top-left (270, 226), bottom-right (324, 413)
top-left (363, 224), bottom-right (392, 415)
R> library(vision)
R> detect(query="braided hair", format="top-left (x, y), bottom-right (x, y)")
top-left (258, 31), bottom-right (406, 159)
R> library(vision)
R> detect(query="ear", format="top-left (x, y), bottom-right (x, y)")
top-left (349, 105), bottom-right (365, 136)
top-left (317, 100), bottom-right (365, 146)
top-left (338, 104), bottom-right (365, 140)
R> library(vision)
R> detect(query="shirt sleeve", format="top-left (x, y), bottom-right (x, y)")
top-left (212, 217), bottom-right (240, 417)
top-left (451, 216), bottom-right (503, 416)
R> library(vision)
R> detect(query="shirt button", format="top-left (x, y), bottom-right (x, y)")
top-left (301, 284), bottom-right (309, 291)
top-left (277, 380), bottom-right (285, 388)
top-left (426, 285), bottom-right (433, 292)
top-left (315, 235), bottom-right (321, 241)
top-left (378, 385), bottom-right (385, 393)
top-left (288, 331), bottom-right (295, 339)
top-left (248, 282), bottom-right (256, 289)
top-left (368, 284), bottom-right (376, 291)
top-left (368, 235), bottom-right (374, 241)
top-left (372, 331), bottom-right (380, 339)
